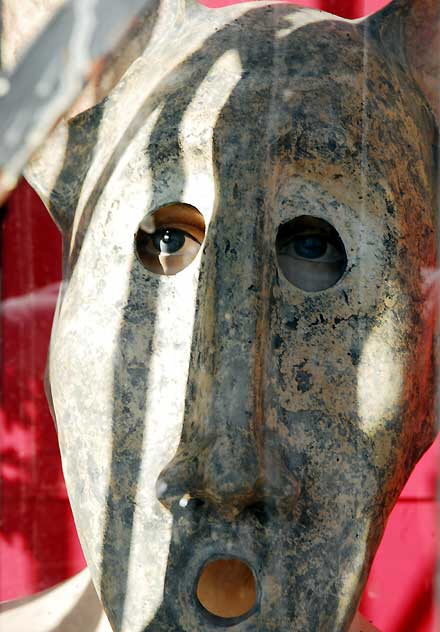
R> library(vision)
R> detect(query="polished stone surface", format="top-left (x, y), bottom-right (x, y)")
top-left (10, 0), bottom-right (439, 630)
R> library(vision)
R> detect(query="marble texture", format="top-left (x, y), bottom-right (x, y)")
top-left (14, 0), bottom-right (440, 630)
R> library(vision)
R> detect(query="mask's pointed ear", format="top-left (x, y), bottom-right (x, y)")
top-left (24, 123), bottom-right (70, 232)
top-left (24, 108), bottom-right (99, 234)
top-left (366, 0), bottom-right (439, 120)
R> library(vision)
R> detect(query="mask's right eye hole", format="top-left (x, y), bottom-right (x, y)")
top-left (276, 215), bottom-right (347, 291)
top-left (135, 203), bottom-right (205, 275)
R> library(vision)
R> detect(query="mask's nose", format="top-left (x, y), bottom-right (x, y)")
top-left (155, 211), bottom-right (299, 520)
top-left (157, 428), bottom-right (300, 521)
top-left (157, 429), bottom-right (263, 520)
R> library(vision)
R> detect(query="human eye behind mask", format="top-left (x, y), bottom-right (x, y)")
top-left (276, 215), bottom-right (347, 291)
top-left (135, 202), bottom-right (205, 275)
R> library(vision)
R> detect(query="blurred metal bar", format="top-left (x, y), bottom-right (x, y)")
top-left (0, 0), bottom-right (150, 202)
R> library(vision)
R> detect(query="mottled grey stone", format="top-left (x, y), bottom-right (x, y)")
top-left (19, 0), bottom-right (440, 630)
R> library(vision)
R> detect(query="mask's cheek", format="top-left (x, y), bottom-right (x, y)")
top-left (272, 268), bottom-right (426, 502)
top-left (49, 241), bottom-right (202, 629)
top-left (358, 288), bottom-right (436, 476)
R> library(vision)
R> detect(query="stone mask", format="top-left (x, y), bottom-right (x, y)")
top-left (15, 0), bottom-right (440, 630)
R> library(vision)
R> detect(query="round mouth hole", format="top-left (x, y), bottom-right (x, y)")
top-left (196, 558), bottom-right (257, 624)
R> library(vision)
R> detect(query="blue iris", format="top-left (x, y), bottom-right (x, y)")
top-left (293, 236), bottom-right (327, 259)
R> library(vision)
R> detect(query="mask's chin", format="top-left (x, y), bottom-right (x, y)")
top-left (140, 509), bottom-right (371, 632)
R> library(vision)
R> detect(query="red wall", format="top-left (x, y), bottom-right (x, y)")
top-left (0, 182), bottom-right (85, 600)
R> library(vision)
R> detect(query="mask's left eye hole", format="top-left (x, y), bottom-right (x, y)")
top-left (276, 215), bottom-right (347, 291)
top-left (135, 203), bottom-right (205, 275)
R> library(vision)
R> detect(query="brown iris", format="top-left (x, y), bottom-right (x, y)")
top-left (135, 203), bottom-right (205, 275)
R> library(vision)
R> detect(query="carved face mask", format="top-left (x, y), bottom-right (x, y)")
top-left (21, 0), bottom-right (439, 630)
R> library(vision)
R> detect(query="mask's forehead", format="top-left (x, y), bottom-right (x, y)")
top-left (210, 20), bottom-right (434, 192)
top-left (140, 14), bottom-right (436, 213)
top-left (63, 4), bottom-right (436, 255)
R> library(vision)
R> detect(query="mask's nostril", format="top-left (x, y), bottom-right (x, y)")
top-left (196, 558), bottom-right (258, 625)
top-left (178, 494), bottom-right (206, 510)
top-left (156, 476), bottom-right (206, 513)
top-left (242, 501), bottom-right (271, 526)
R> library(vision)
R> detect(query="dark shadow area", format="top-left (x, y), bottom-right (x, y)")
top-left (50, 103), bottom-right (104, 268)
top-left (98, 255), bottom-right (158, 631)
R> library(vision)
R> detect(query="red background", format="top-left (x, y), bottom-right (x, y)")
top-left (0, 2), bottom-right (437, 631)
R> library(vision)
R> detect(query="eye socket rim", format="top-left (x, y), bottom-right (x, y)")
top-left (135, 202), bottom-right (205, 275)
top-left (275, 215), bottom-right (348, 292)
